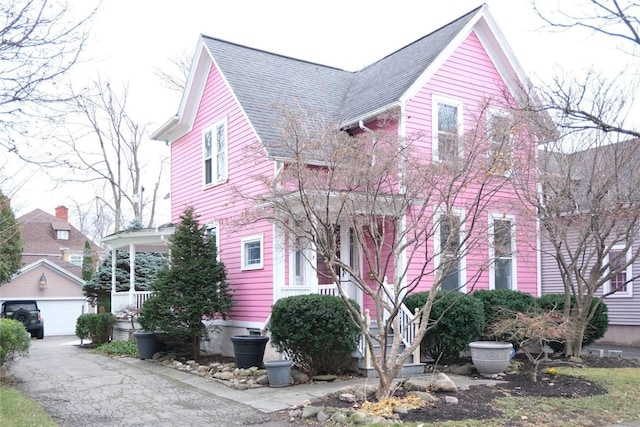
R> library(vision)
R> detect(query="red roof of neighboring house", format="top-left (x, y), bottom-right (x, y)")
top-left (17, 208), bottom-right (102, 268)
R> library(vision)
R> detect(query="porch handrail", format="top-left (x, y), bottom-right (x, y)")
top-left (381, 283), bottom-right (418, 351)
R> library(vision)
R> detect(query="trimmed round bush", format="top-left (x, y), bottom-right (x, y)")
top-left (268, 294), bottom-right (360, 375)
top-left (537, 294), bottom-right (608, 352)
top-left (0, 318), bottom-right (30, 368)
top-left (472, 289), bottom-right (536, 326)
top-left (405, 291), bottom-right (485, 363)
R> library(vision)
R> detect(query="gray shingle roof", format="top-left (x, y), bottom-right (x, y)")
top-left (201, 6), bottom-right (481, 159)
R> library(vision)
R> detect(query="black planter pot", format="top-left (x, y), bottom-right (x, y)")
top-left (134, 331), bottom-right (164, 360)
top-left (231, 335), bottom-right (269, 368)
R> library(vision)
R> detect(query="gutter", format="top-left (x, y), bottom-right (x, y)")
top-left (341, 101), bottom-right (401, 130)
top-left (150, 116), bottom-right (179, 141)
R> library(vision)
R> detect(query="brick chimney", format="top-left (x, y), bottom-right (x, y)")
top-left (55, 205), bottom-right (68, 222)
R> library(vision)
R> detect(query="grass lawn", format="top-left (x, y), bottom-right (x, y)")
top-left (0, 384), bottom-right (57, 427)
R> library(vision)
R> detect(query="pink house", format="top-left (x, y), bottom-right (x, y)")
top-left (152, 5), bottom-right (538, 360)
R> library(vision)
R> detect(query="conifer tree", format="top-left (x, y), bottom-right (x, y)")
top-left (0, 191), bottom-right (22, 285)
top-left (139, 207), bottom-right (232, 361)
top-left (81, 240), bottom-right (94, 281)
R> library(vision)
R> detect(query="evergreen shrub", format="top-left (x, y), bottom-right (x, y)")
top-left (0, 318), bottom-right (30, 367)
top-left (404, 291), bottom-right (485, 363)
top-left (75, 313), bottom-right (116, 344)
top-left (472, 289), bottom-right (537, 347)
top-left (537, 294), bottom-right (608, 352)
top-left (269, 294), bottom-right (360, 375)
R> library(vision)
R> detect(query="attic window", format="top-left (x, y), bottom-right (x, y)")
top-left (57, 230), bottom-right (69, 240)
top-left (203, 118), bottom-right (228, 186)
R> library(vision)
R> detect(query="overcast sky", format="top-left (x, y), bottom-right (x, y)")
top-left (10, 0), bottom-right (635, 226)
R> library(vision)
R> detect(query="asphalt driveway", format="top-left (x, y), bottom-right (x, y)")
top-left (9, 336), bottom-right (279, 426)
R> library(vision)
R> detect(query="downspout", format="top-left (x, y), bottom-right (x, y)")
top-left (358, 120), bottom-right (374, 133)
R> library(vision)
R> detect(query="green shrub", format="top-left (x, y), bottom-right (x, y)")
top-left (268, 294), bottom-right (360, 375)
top-left (537, 294), bottom-right (608, 352)
top-left (75, 313), bottom-right (115, 344)
top-left (472, 289), bottom-right (536, 326)
top-left (96, 340), bottom-right (138, 357)
top-left (405, 291), bottom-right (485, 363)
top-left (0, 319), bottom-right (30, 367)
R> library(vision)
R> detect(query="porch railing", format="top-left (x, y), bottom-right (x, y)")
top-left (111, 291), bottom-right (153, 314)
top-left (381, 283), bottom-right (420, 365)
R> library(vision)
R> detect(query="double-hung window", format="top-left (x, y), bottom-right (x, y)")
top-left (435, 211), bottom-right (465, 291)
top-left (487, 109), bottom-right (513, 176)
top-left (604, 245), bottom-right (633, 297)
top-left (205, 223), bottom-right (220, 261)
top-left (490, 214), bottom-right (516, 290)
top-left (241, 234), bottom-right (263, 270)
top-left (432, 96), bottom-right (463, 161)
top-left (203, 119), bottom-right (228, 186)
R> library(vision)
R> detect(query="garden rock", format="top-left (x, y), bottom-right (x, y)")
top-left (407, 390), bottom-right (438, 403)
top-left (404, 373), bottom-right (457, 392)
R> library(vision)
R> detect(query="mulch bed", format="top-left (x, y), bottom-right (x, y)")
top-left (313, 354), bottom-right (639, 423)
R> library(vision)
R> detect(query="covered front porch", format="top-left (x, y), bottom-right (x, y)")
top-left (100, 224), bottom-right (175, 339)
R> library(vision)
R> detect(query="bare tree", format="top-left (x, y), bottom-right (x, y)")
top-left (240, 105), bottom-right (535, 399)
top-left (155, 50), bottom-right (192, 93)
top-left (531, 0), bottom-right (639, 139)
top-left (55, 79), bottom-right (168, 233)
top-left (0, 0), bottom-right (95, 158)
top-left (528, 134), bottom-right (640, 357)
top-left (517, 0), bottom-right (640, 357)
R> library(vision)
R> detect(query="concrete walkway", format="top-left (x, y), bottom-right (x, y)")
top-left (122, 356), bottom-right (501, 413)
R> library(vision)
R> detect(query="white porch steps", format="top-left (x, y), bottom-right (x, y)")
top-left (355, 321), bottom-right (425, 378)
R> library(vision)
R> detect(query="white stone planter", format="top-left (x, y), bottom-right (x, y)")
top-left (468, 341), bottom-right (513, 377)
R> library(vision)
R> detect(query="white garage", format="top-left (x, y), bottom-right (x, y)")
top-left (1, 259), bottom-right (91, 337)
top-left (37, 299), bottom-right (88, 336)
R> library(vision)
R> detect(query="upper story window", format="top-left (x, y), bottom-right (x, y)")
top-left (69, 254), bottom-right (83, 267)
top-left (56, 229), bottom-right (69, 240)
top-left (604, 245), bottom-right (633, 297)
top-left (487, 109), bottom-right (514, 176)
top-left (241, 234), bottom-right (263, 270)
top-left (203, 118), bottom-right (228, 186)
top-left (489, 213), bottom-right (516, 290)
top-left (432, 95), bottom-right (463, 162)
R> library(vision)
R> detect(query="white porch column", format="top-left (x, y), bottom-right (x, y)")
top-left (110, 248), bottom-right (117, 314)
top-left (128, 243), bottom-right (136, 306)
top-left (273, 224), bottom-right (285, 301)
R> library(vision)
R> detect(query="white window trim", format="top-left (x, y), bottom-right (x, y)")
top-left (434, 208), bottom-right (467, 292)
top-left (487, 108), bottom-right (514, 177)
top-left (57, 229), bottom-right (70, 240)
top-left (488, 213), bottom-right (517, 291)
top-left (241, 234), bottom-right (264, 271)
top-left (202, 117), bottom-right (228, 187)
top-left (205, 222), bottom-right (220, 262)
top-left (432, 95), bottom-right (463, 162)
top-left (288, 236), bottom-right (309, 287)
top-left (604, 245), bottom-right (633, 298)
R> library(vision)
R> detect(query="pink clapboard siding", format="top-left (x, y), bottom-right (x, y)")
top-left (401, 31), bottom-right (537, 297)
top-left (170, 61), bottom-right (276, 323)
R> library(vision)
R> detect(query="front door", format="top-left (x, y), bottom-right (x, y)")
top-left (338, 226), bottom-right (363, 309)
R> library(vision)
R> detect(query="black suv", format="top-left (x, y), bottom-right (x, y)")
top-left (1, 300), bottom-right (44, 339)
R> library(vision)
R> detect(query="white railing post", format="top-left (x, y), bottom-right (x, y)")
top-left (412, 307), bottom-right (420, 364)
top-left (363, 308), bottom-right (372, 369)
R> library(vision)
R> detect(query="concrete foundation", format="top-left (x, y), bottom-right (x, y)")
top-left (597, 325), bottom-right (640, 347)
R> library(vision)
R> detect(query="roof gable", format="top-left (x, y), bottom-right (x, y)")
top-left (17, 209), bottom-right (100, 260)
top-left (14, 258), bottom-right (84, 285)
top-left (153, 4), bottom-right (530, 158)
